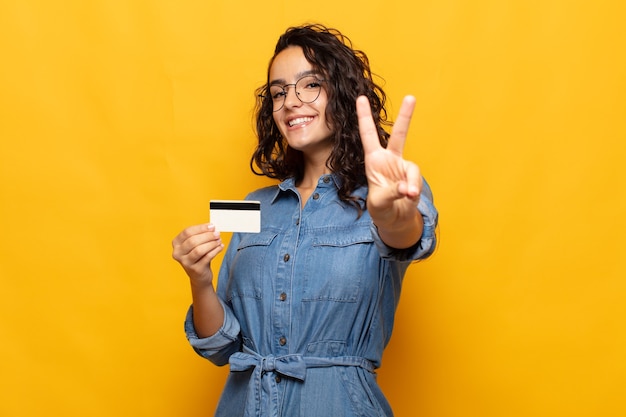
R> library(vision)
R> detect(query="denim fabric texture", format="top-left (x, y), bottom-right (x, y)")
top-left (185, 174), bottom-right (438, 417)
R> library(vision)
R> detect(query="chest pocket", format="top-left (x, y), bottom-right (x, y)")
top-left (302, 228), bottom-right (375, 303)
top-left (228, 232), bottom-right (278, 300)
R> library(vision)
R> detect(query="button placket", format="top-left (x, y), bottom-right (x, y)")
top-left (273, 206), bottom-right (297, 356)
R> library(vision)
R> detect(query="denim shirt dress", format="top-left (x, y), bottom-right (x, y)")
top-left (185, 174), bottom-right (438, 417)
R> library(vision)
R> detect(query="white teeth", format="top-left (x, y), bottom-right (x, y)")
top-left (288, 117), bottom-right (313, 127)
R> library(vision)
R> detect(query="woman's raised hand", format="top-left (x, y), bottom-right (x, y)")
top-left (356, 95), bottom-right (423, 232)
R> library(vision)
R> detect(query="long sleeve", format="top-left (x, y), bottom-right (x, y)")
top-left (371, 178), bottom-right (438, 262)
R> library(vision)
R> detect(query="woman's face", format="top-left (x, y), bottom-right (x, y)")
top-left (269, 46), bottom-right (333, 158)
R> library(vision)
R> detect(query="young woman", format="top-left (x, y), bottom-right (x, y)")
top-left (172, 23), bottom-right (438, 417)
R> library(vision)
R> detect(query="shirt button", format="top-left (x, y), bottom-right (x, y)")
top-left (279, 336), bottom-right (287, 346)
top-left (279, 292), bottom-right (287, 301)
top-left (312, 193), bottom-right (320, 200)
top-left (296, 218), bottom-right (300, 225)
top-left (283, 253), bottom-right (290, 262)
top-left (323, 176), bottom-right (330, 183)
top-left (275, 376), bottom-right (282, 383)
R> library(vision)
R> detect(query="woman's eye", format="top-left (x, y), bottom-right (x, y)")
top-left (271, 90), bottom-right (286, 99)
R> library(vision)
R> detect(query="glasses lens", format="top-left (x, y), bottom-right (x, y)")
top-left (269, 85), bottom-right (286, 111)
top-left (296, 76), bottom-right (323, 103)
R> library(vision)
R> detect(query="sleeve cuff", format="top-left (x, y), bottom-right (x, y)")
top-left (371, 191), bottom-right (438, 262)
top-left (184, 299), bottom-right (240, 354)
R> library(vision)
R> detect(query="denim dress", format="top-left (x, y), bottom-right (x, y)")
top-left (185, 174), bottom-right (438, 417)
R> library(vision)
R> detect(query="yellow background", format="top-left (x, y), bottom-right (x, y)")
top-left (1, 1), bottom-right (624, 416)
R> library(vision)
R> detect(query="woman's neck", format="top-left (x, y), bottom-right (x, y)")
top-left (293, 143), bottom-right (332, 188)
top-left (298, 161), bottom-right (330, 189)
top-left (296, 154), bottom-right (332, 206)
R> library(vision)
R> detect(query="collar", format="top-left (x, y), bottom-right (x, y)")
top-left (270, 174), bottom-right (343, 204)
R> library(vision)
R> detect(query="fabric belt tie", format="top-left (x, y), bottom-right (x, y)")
top-left (230, 351), bottom-right (308, 380)
top-left (228, 348), bottom-right (375, 417)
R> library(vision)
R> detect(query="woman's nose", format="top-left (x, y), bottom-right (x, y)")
top-left (283, 86), bottom-right (302, 109)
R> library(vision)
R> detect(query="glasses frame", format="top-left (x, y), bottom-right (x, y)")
top-left (260, 75), bottom-right (326, 112)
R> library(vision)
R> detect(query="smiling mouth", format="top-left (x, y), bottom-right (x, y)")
top-left (288, 116), bottom-right (314, 127)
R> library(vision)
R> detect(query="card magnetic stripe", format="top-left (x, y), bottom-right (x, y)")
top-left (209, 202), bottom-right (260, 211)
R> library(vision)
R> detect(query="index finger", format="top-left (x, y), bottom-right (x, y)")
top-left (173, 223), bottom-right (216, 245)
top-left (356, 95), bottom-right (382, 154)
top-left (387, 95), bottom-right (416, 154)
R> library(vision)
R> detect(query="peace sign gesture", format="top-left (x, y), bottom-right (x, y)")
top-left (357, 95), bottom-right (424, 248)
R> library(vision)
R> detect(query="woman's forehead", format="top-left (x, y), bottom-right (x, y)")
top-left (269, 46), bottom-right (315, 82)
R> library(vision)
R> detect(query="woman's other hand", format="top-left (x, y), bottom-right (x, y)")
top-left (172, 224), bottom-right (224, 286)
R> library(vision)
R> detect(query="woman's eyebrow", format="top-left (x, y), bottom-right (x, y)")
top-left (269, 69), bottom-right (320, 86)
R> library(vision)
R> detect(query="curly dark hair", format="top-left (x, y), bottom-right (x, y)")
top-left (250, 23), bottom-right (392, 212)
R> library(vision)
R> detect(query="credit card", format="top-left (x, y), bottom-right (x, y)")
top-left (209, 200), bottom-right (261, 233)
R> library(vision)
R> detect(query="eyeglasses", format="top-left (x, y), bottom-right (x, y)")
top-left (261, 75), bottom-right (326, 112)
